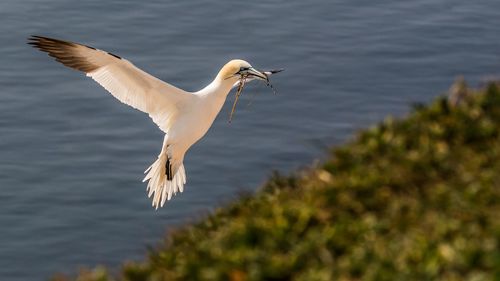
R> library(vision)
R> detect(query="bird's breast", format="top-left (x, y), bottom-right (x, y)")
top-left (169, 95), bottom-right (226, 151)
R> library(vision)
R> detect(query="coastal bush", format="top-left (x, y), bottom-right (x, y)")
top-left (58, 82), bottom-right (500, 281)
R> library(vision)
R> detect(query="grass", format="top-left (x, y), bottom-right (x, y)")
top-left (55, 81), bottom-right (500, 281)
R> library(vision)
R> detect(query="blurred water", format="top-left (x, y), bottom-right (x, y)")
top-left (1, 0), bottom-right (499, 279)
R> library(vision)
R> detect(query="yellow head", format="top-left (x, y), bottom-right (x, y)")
top-left (215, 60), bottom-right (284, 122)
top-left (216, 59), bottom-right (267, 81)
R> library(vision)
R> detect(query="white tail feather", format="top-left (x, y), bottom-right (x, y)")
top-left (143, 154), bottom-right (186, 209)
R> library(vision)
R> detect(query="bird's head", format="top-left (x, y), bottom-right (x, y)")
top-left (216, 59), bottom-right (284, 123)
top-left (217, 59), bottom-right (268, 82)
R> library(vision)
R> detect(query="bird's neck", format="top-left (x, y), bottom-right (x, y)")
top-left (193, 77), bottom-right (236, 120)
top-left (198, 77), bottom-right (236, 99)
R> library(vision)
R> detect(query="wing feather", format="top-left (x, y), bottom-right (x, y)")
top-left (28, 35), bottom-right (190, 132)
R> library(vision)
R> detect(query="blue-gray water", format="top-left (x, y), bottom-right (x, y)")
top-left (1, 0), bottom-right (499, 280)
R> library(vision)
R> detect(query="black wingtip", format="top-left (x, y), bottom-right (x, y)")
top-left (27, 35), bottom-right (39, 45)
top-left (27, 35), bottom-right (48, 42)
top-left (27, 35), bottom-right (49, 50)
top-left (27, 36), bottom-right (43, 49)
top-left (26, 35), bottom-right (101, 72)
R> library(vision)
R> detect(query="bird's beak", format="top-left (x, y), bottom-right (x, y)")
top-left (246, 67), bottom-right (268, 81)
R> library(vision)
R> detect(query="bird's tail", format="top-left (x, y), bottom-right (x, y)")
top-left (142, 149), bottom-right (186, 209)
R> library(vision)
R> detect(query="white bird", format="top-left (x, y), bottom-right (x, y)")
top-left (28, 35), bottom-right (282, 209)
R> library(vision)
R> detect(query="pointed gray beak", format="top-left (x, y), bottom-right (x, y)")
top-left (246, 67), bottom-right (268, 81)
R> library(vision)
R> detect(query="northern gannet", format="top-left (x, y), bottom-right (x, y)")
top-left (28, 35), bottom-right (282, 209)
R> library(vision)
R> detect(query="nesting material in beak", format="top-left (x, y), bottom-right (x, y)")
top-left (263, 69), bottom-right (284, 95)
top-left (228, 68), bottom-right (284, 123)
top-left (228, 73), bottom-right (248, 123)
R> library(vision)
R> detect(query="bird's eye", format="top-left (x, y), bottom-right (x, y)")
top-left (236, 67), bottom-right (249, 75)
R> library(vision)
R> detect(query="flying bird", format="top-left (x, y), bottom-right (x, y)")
top-left (28, 35), bottom-right (282, 209)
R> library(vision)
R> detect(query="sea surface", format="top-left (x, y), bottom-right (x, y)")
top-left (1, 0), bottom-right (499, 280)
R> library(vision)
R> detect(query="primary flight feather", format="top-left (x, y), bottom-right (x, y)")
top-left (28, 35), bottom-right (282, 209)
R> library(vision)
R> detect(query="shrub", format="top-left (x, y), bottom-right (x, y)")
top-left (59, 82), bottom-right (500, 281)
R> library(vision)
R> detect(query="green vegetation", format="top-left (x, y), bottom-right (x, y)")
top-left (57, 82), bottom-right (500, 281)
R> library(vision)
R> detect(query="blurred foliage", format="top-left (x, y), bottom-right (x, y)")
top-left (57, 82), bottom-right (500, 281)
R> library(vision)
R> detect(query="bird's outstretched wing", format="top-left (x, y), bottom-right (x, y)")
top-left (28, 35), bottom-right (190, 133)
